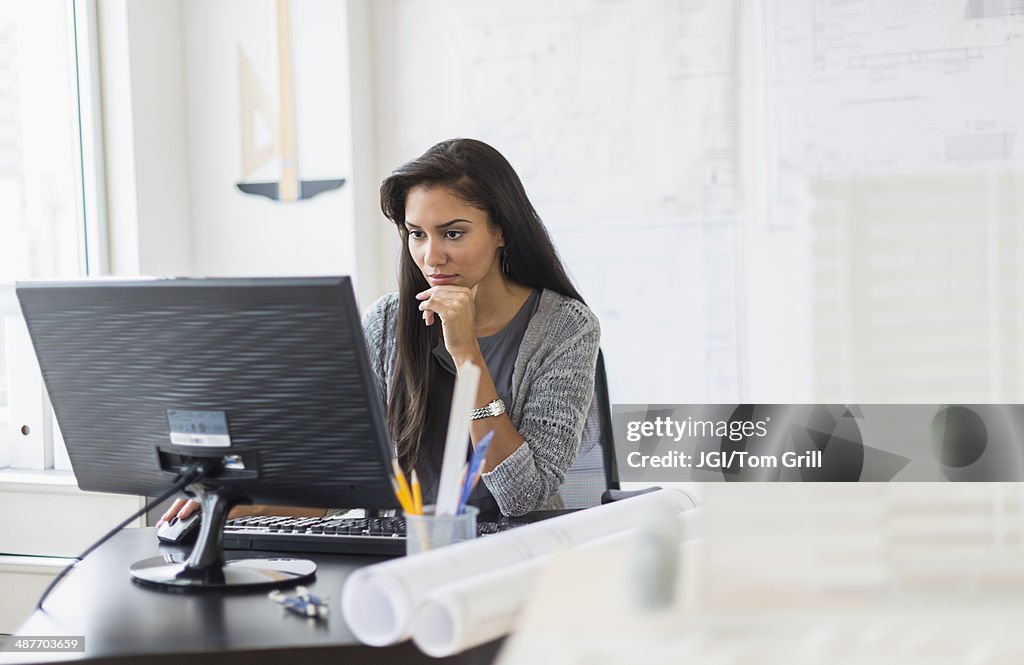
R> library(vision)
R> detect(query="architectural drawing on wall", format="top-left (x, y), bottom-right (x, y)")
top-left (385, 0), bottom-right (744, 402)
top-left (236, 0), bottom-right (344, 203)
top-left (762, 0), bottom-right (1024, 230)
top-left (809, 171), bottom-right (1024, 403)
top-left (754, 0), bottom-right (1024, 401)
top-left (965, 0), bottom-right (1024, 19)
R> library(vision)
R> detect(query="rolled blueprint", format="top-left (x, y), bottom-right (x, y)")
top-left (340, 488), bottom-right (699, 648)
top-left (411, 508), bottom-right (700, 658)
top-left (411, 559), bottom-right (544, 658)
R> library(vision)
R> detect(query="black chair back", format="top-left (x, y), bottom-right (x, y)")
top-left (559, 349), bottom-right (618, 508)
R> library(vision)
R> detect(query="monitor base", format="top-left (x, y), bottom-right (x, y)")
top-left (129, 556), bottom-right (316, 591)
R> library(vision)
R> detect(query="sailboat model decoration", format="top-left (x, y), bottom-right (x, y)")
top-left (236, 0), bottom-right (345, 202)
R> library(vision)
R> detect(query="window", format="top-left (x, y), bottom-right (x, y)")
top-left (0, 0), bottom-right (103, 469)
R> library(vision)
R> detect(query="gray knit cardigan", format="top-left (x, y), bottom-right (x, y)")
top-left (362, 288), bottom-right (601, 516)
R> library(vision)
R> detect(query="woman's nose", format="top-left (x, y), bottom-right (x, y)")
top-left (424, 239), bottom-right (446, 267)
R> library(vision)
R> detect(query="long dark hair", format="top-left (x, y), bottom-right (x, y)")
top-left (379, 138), bottom-right (583, 471)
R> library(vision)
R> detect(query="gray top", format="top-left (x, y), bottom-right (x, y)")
top-left (361, 288), bottom-right (601, 516)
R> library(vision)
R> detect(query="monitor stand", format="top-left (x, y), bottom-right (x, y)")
top-left (129, 486), bottom-right (316, 591)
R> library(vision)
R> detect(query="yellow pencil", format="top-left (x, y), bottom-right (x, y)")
top-left (391, 459), bottom-right (414, 513)
top-left (410, 469), bottom-right (423, 515)
top-left (390, 477), bottom-right (413, 513)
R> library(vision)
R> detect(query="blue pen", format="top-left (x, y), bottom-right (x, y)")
top-left (457, 431), bottom-right (494, 514)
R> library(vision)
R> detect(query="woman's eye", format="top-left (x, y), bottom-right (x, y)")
top-left (445, 230), bottom-right (464, 240)
top-left (408, 230), bottom-right (425, 239)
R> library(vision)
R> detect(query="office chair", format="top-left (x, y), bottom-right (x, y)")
top-left (559, 349), bottom-right (619, 508)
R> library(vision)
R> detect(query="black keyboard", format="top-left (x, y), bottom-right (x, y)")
top-left (221, 514), bottom-right (522, 557)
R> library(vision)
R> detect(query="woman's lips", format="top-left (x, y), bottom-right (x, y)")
top-left (428, 274), bottom-right (458, 285)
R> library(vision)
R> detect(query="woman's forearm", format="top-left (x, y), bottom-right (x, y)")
top-left (454, 348), bottom-right (525, 471)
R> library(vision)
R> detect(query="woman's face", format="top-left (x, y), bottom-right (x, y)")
top-left (404, 184), bottom-right (505, 290)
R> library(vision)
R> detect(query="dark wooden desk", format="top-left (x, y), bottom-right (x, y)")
top-left (4, 528), bottom-right (501, 665)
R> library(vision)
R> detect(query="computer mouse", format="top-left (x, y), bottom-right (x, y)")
top-left (157, 512), bottom-right (201, 544)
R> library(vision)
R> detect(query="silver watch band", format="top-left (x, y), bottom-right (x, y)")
top-left (470, 398), bottom-right (506, 420)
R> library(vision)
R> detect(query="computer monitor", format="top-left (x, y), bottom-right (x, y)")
top-left (16, 276), bottom-right (398, 591)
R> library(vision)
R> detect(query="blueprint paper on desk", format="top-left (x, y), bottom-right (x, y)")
top-left (411, 508), bottom-right (701, 658)
top-left (340, 489), bottom-right (700, 655)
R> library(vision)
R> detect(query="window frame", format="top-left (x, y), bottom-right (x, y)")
top-left (0, 0), bottom-right (107, 470)
top-left (71, 0), bottom-right (108, 277)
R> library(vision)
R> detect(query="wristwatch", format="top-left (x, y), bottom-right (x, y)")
top-left (470, 398), bottom-right (506, 420)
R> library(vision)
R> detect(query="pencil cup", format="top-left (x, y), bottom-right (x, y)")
top-left (404, 505), bottom-right (478, 556)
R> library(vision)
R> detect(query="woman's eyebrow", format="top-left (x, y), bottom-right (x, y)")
top-left (405, 218), bottom-right (475, 229)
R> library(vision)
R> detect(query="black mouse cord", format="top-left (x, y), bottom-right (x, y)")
top-left (35, 460), bottom-right (216, 612)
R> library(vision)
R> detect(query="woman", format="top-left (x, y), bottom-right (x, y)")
top-left (372, 137), bottom-right (600, 516)
top-left (160, 138), bottom-right (598, 523)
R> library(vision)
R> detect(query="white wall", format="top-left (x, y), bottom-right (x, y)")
top-left (98, 0), bottom-right (192, 276)
top-left (346, 0), bottom-right (401, 306)
top-left (96, 0), bottom-right (394, 309)
top-left (96, 1), bottom-right (1024, 403)
top-left (181, 1), bottom-right (356, 282)
top-left (736, 0), bottom-right (809, 402)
